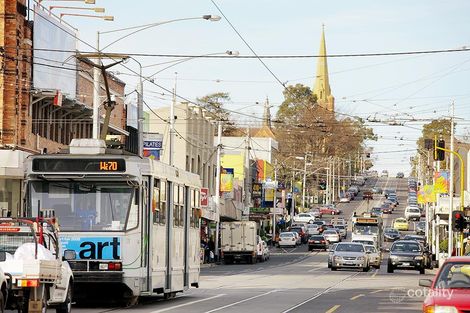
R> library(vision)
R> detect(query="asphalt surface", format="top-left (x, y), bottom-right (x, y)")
top-left (35, 177), bottom-right (435, 313)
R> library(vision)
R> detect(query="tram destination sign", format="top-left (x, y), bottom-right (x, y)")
top-left (32, 158), bottom-right (126, 172)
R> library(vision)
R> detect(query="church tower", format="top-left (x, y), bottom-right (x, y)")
top-left (313, 25), bottom-right (335, 113)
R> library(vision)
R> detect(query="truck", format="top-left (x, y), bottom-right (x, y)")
top-left (220, 221), bottom-right (263, 264)
top-left (0, 218), bottom-right (73, 313)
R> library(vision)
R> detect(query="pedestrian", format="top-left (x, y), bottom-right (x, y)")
top-left (208, 237), bottom-right (215, 263)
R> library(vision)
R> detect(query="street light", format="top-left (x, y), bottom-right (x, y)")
top-left (50, 6), bottom-right (105, 13)
top-left (144, 50), bottom-right (239, 79)
top-left (93, 15), bottom-right (221, 157)
top-left (40, 0), bottom-right (96, 3)
top-left (60, 13), bottom-right (114, 21)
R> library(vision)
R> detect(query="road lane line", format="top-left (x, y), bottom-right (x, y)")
top-left (325, 305), bottom-right (341, 313)
top-left (370, 289), bottom-right (384, 294)
top-left (205, 290), bottom-right (278, 312)
top-left (308, 267), bottom-right (323, 272)
top-left (282, 272), bottom-right (360, 312)
top-left (350, 294), bottom-right (365, 300)
top-left (150, 294), bottom-right (226, 313)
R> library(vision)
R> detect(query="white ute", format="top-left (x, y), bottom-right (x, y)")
top-left (0, 218), bottom-right (73, 313)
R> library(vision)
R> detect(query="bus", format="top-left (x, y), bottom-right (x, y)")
top-left (351, 215), bottom-right (383, 249)
top-left (22, 139), bottom-right (202, 303)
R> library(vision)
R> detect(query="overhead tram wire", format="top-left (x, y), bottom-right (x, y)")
top-left (19, 46), bottom-right (470, 59)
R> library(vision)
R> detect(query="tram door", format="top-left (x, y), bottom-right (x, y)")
top-left (142, 178), bottom-right (151, 292)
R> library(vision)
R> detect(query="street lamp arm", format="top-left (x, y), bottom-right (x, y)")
top-left (100, 16), bottom-right (220, 51)
top-left (145, 50), bottom-right (238, 78)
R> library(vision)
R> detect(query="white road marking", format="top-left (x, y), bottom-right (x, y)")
top-left (150, 294), bottom-right (226, 313)
top-left (205, 290), bottom-right (279, 312)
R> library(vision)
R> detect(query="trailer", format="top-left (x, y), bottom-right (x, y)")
top-left (0, 218), bottom-right (73, 313)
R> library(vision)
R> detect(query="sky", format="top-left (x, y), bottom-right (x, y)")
top-left (37, 0), bottom-right (470, 175)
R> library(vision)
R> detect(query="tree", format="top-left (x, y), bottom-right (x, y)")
top-left (196, 92), bottom-right (238, 136)
top-left (274, 84), bottom-right (376, 185)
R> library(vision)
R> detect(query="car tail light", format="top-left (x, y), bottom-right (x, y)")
top-left (101, 262), bottom-right (122, 271)
top-left (321, 240), bottom-right (325, 243)
top-left (17, 279), bottom-right (39, 287)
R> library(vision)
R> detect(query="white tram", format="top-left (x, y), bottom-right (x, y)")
top-left (23, 139), bottom-right (202, 302)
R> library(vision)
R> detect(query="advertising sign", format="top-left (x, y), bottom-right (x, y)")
top-left (220, 168), bottom-right (234, 192)
top-left (200, 188), bottom-right (209, 207)
top-left (423, 185), bottom-right (436, 203)
top-left (60, 237), bottom-right (121, 260)
top-left (143, 133), bottom-right (163, 160)
top-left (434, 171), bottom-right (449, 194)
top-left (33, 7), bottom-right (77, 98)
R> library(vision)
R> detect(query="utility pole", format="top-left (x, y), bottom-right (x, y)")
top-left (244, 127), bottom-right (251, 208)
top-left (92, 31), bottom-right (101, 139)
top-left (302, 153), bottom-right (307, 210)
top-left (337, 159), bottom-right (341, 200)
top-left (169, 74), bottom-right (177, 166)
top-left (448, 101), bottom-right (455, 257)
top-left (331, 157), bottom-right (336, 203)
top-left (214, 122), bottom-right (222, 261)
top-left (272, 161), bottom-right (277, 247)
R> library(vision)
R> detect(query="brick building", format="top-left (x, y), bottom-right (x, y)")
top-left (0, 1), bottom-right (128, 216)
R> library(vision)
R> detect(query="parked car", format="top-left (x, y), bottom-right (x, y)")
top-left (387, 240), bottom-right (426, 274)
top-left (393, 218), bottom-right (409, 231)
top-left (405, 207), bottom-right (421, 221)
top-left (308, 235), bottom-right (328, 251)
top-left (323, 229), bottom-right (341, 244)
top-left (420, 256), bottom-right (470, 312)
top-left (293, 213), bottom-right (317, 224)
top-left (331, 242), bottom-right (370, 272)
top-left (364, 244), bottom-right (381, 269)
top-left (384, 228), bottom-right (400, 242)
top-left (278, 232), bottom-right (297, 248)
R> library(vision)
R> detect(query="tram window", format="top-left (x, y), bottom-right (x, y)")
top-left (159, 181), bottom-right (166, 225)
top-left (179, 186), bottom-right (185, 227)
top-left (152, 187), bottom-right (160, 224)
top-left (173, 184), bottom-right (180, 227)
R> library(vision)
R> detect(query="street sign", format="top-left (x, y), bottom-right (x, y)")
top-left (263, 180), bottom-right (278, 189)
top-left (200, 188), bottom-right (209, 207)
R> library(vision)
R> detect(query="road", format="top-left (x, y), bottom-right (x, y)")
top-left (69, 177), bottom-right (434, 313)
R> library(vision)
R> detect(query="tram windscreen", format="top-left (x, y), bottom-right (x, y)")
top-left (28, 181), bottom-right (137, 232)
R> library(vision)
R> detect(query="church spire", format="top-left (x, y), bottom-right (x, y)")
top-left (313, 25), bottom-right (334, 112)
top-left (262, 96), bottom-right (272, 129)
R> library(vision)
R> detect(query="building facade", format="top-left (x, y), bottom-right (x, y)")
top-left (0, 2), bottom-right (128, 216)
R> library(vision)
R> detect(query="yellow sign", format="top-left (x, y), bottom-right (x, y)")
top-left (423, 185), bottom-right (436, 203)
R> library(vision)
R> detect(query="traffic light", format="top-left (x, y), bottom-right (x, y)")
top-left (319, 180), bottom-right (326, 190)
top-left (433, 138), bottom-right (445, 161)
top-left (451, 210), bottom-right (465, 232)
top-left (366, 153), bottom-right (371, 158)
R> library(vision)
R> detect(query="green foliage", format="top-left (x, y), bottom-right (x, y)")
top-left (196, 92), bottom-right (238, 135)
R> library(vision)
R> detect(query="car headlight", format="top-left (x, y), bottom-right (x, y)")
top-left (334, 256), bottom-right (342, 261)
top-left (357, 257), bottom-right (364, 261)
top-left (390, 255), bottom-right (398, 260)
top-left (424, 305), bottom-right (458, 313)
top-left (414, 256), bottom-right (423, 260)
